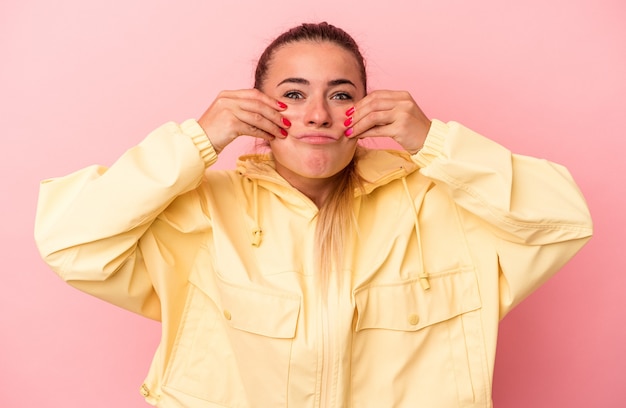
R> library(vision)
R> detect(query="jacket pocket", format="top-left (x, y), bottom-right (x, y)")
top-left (164, 266), bottom-right (301, 407)
top-left (351, 266), bottom-right (487, 407)
top-left (218, 277), bottom-right (301, 339)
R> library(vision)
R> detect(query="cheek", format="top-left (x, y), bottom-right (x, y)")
top-left (267, 138), bottom-right (294, 160)
top-left (282, 108), bottom-right (302, 125)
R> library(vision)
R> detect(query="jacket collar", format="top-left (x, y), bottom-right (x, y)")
top-left (236, 148), bottom-right (420, 197)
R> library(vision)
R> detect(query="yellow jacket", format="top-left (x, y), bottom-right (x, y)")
top-left (35, 119), bottom-right (592, 407)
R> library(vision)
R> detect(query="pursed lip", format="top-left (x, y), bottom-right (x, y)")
top-left (293, 132), bottom-right (340, 144)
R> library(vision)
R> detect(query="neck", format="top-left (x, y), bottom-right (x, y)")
top-left (284, 174), bottom-right (341, 208)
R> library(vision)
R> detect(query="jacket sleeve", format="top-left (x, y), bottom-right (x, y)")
top-left (34, 120), bottom-right (217, 320)
top-left (413, 120), bottom-right (593, 317)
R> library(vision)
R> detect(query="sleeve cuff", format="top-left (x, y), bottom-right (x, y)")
top-left (181, 119), bottom-right (218, 168)
top-left (412, 119), bottom-right (448, 168)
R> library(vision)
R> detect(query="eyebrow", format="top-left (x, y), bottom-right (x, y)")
top-left (277, 77), bottom-right (357, 88)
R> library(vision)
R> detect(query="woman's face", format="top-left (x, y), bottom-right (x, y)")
top-left (261, 41), bottom-right (366, 186)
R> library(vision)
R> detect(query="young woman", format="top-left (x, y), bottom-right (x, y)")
top-left (35, 22), bottom-right (592, 407)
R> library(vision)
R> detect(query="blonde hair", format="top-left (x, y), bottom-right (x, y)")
top-left (314, 150), bottom-right (364, 295)
top-left (253, 22), bottom-right (368, 291)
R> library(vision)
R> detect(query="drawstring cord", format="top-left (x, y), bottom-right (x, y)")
top-left (401, 176), bottom-right (430, 290)
top-left (251, 179), bottom-right (262, 247)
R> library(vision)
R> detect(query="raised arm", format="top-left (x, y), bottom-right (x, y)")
top-left (35, 89), bottom-right (291, 319)
top-left (34, 120), bottom-right (215, 319)
top-left (414, 120), bottom-right (593, 316)
top-left (348, 90), bottom-right (592, 316)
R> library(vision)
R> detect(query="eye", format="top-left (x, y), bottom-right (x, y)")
top-left (284, 90), bottom-right (304, 99)
top-left (331, 92), bottom-right (353, 101)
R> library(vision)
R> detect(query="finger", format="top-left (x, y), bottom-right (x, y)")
top-left (348, 107), bottom-right (395, 139)
top-left (352, 90), bottom-right (415, 117)
top-left (216, 89), bottom-right (290, 137)
top-left (347, 91), bottom-right (418, 139)
top-left (351, 122), bottom-right (399, 140)
top-left (349, 109), bottom-right (429, 154)
top-left (347, 94), bottom-right (398, 134)
top-left (220, 89), bottom-right (288, 111)
top-left (353, 90), bottom-right (407, 111)
top-left (235, 100), bottom-right (290, 139)
top-left (236, 124), bottom-right (276, 143)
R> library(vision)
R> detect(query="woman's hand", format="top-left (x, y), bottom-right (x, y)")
top-left (197, 89), bottom-right (291, 154)
top-left (345, 90), bottom-right (431, 154)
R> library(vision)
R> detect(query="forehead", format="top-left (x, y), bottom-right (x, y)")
top-left (267, 41), bottom-right (362, 85)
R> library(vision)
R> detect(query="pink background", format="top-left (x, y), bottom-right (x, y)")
top-left (1, 0), bottom-right (624, 406)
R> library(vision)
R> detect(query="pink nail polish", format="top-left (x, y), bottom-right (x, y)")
top-left (345, 106), bottom-right (355, 116)
top-left (344, 117), bottom-right (353, 127)
top-left (277, 101), bottom-right (287, 109)
top-left (344, 127), bottom-right (354, 137)
top-left (280, 128), bottom-right (288, 137)
top-left (282, 117), bottom-right (291, 127)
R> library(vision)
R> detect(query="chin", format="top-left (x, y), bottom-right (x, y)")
top-left (300, 156), bottom-right (348, 177)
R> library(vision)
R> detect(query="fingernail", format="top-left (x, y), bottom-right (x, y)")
top-left (344, 117), bottom-right (353, 127)
top-left (345, 106), bottom-right (355, 116)
top-left (280, 128), bottom-right (288, 137)
top-left (344, 127), bottom-right (354, 137)
top-left (277, 101), bottom-right (287, 109)
top-left (282, 117), bottom-right (291, 127)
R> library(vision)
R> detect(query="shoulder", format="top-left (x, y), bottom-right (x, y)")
top-left (356, 147), bottom-right (418, 180)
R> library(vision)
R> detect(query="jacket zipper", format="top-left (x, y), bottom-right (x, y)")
top-left (320, 297), bottom-right (333, 407)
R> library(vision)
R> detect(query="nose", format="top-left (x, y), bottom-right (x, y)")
top-left (304, 97), bottom-right (332, 128)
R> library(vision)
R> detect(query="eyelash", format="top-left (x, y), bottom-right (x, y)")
top-left (284, 90), bottom-right (304, 99)
top-left (282, 90), bottom-right (353, 101)
top-left (332, 92), bottom-right (353, 101)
